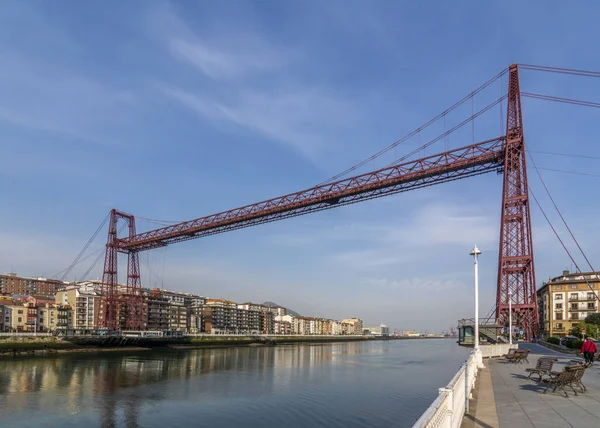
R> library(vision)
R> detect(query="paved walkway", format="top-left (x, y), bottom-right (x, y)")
top-left (464, 343), bottom-right (600, 428)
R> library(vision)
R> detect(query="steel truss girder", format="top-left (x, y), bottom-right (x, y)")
top-left (120, 137), bottom-right (506, 252)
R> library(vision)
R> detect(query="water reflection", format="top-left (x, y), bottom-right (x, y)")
top-left (0, 340), bottom-right (468, 428)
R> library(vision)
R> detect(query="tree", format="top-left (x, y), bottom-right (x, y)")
top-left (569, 322), bottom-right (600, 339)
top-left (585, 313), bottom-right (600, 326)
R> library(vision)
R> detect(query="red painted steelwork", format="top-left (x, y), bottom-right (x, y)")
top-left (99, 64), bottom-right (542, 336)
top-left (97, 209), bottom-right (143, 331)
top-left (119, 138), bottom-right (506, 252)
top-left (496, 64), bottom-right (538, 340)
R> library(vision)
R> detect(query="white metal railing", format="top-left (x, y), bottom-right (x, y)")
top-left (412, 344), bottom-right (512, 428)
top-left (479, 343), bottom-right (517, 358)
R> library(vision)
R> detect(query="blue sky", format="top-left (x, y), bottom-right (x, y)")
top-left (1, 1), bottom-right (600, 332)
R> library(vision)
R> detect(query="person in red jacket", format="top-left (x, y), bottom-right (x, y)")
top-left (582, 338), bottom-right (598, 365)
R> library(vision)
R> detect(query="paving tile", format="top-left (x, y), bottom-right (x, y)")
top-left (483, 343), bottom-right (600, 427)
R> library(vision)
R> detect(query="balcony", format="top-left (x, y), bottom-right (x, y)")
top-left (569, 296), bottom-right (597, 302)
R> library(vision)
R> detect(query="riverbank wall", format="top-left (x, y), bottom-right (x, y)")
top-left (0, 334), bottom-right (455, 359)
top-left (0, 334), bottom-right (379, 358)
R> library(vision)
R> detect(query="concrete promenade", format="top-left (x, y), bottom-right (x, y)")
top-left (462, 343), bottom-right (600, 428)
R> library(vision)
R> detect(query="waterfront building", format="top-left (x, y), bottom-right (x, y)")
top-left (274, 319), bottom-right (291, 334)
top-left (364, 324), bottom-right (390, 337)
top-left (55, 284), bottom-right (100, 331)
top-left (0, 305), bottom-right (6, 331)
top-left (260, 310), bottom-right (275, 334)
top-left (143, 288), bottom-right (170, 331)
top-left (238, 302), bottom-right (275, 334)
top-left (202, 299), bottom-right (261, 334)
top-left (537, 270), bottom-right (600, 339)
top-left (4, 305), bottom-right (26, 331)
top-left (0, 273), bottom-right (66, 296)
top-left (341, 318), bottom-right (363, 335)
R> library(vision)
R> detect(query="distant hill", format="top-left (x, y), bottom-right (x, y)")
top-left (262, 301), bottom-right (300, 316)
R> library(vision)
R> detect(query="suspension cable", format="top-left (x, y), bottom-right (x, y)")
top-left (519, 64), bottom-right (600, 78)
top-left (527, 150), bottom-right (600, 161)
top-left (528, 158), bottom-right (600, 304)
top-left (319, 67), bottom-right (509, 184)
top-left (388, 94), bottom-right (507, 166)
top-left (528, 187), bottom-right (600, 304)
top-left (53, 247), bottom-right (105, 280)
top-left (532, 167), bottom-right (600, 179)
top-left (54, 213), bottom-right (109, 280)
top-left (79, 222), bottom-right (128, 282)
top-left (522, 92), bottom-right (600, 109)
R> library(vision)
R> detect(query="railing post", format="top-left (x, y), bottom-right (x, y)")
top-left (464, 361), bottom-right (469, 414)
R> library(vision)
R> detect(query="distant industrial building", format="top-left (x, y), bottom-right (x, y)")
top-left (364, 324), bottom-right (390, 337)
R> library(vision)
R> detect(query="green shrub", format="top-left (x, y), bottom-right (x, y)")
top-left (565, 339), bottom-right (583, 349)
top-left (546, 337), bottom-right (560, 345)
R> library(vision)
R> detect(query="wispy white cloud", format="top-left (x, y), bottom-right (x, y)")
top-left (161, 85), bottom-right (358, 161)
top-left (150, 5), bottom-right (360, 163)
top-left (169, 36), bottom-right (291, 80)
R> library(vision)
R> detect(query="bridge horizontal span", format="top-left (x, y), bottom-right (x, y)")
top-left (120, 137), bottom-right (506, 252)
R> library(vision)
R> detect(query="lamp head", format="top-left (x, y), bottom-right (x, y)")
top-left (470, 245), bottom-right (482, 257)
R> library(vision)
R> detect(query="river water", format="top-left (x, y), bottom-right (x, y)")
top-left (0, 339), bottom-right (469, 428)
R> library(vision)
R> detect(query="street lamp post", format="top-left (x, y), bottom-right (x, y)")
top-left (470, 245), bottom-right (483, 367)
top-left (508, 291), bottom-right (513, 345)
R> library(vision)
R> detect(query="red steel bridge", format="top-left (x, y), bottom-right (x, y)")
top-left (94, 64), bottom-right (597, 339)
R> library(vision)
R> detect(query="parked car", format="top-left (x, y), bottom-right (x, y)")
top-left (559, 335), bottom-right (579, 346)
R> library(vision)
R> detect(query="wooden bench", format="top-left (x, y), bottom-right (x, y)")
top-left (551, 362), bottom-right (587, 393)
top-left (542, 365), bottom-right (586, 397)
top-left (512, 349), bottom-right (530, 364)
top-left (526, 357), bottom-right (558, 381)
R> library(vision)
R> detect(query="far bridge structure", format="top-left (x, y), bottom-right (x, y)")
top-left (92, 64), bottom-right (594, 340)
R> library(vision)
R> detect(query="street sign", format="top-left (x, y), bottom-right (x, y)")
top-left (582, 329), bottom-right (586, 334)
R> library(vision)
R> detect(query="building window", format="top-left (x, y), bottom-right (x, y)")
top-left (556, 303), bottom-right (563, 309)
top-left (572, 314), bottom-right (579, 321)
top-left (555, 294), bottom-right (563, 300)
top-left (571, 303), bottom-right (578, 310)
top-left (18, 317), bottom-right (22, 322)
top-left (556, 323), bottom-right (563, 329)
top-left (571, 285), bottom-right (578, 289)
top-left (18, 310), bottom-right (23, 314)
top-left (588, 303), bottom-right (596, 310)
top-left (588, 293), bottom-right (596, 300)
top-left (555, 313), bottom-right (563, 320)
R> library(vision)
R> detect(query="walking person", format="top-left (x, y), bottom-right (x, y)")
top-left (581, 337), bottom-right (597, 366)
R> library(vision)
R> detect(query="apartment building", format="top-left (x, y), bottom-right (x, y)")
top-left (55, 284), bottom-right (100, 331)
top-left (238, 302), bottom-right (275, 334)
top-left (143, 288), bottom-right (170, 331)
top-left (202, 299), bottom-right (261, 334)
top-left (274, 319), bottom-right (292, 334)
top-left (537, 270), bottom-right (600, 338)
top-left (0, 273), bottom-right (65, 296)
top-left (341, 318), bottom-right (364, 335)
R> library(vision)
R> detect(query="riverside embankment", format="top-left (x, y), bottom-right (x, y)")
top-left (0, 334), bottom-right (423, 359)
